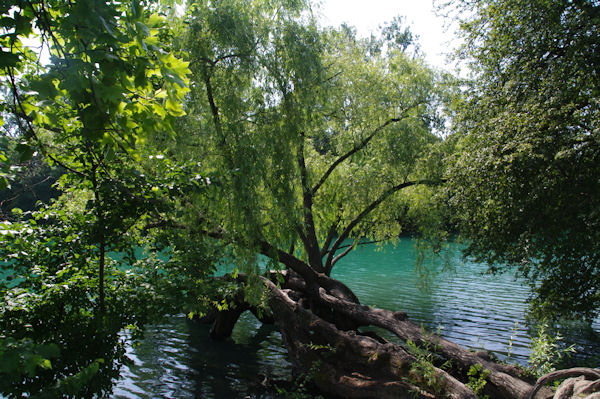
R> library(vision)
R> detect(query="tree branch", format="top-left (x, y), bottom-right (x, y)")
top-left (258, 239), bottom-right (319, 287)
top-left (325, 238), bottom-right (391, 258)
top-left (320, 213), bottom-right (341, 258)
top-left (191, 210), bottom-right (321, 288)
top-left (202, 67), bottom-right (224, 141)
top-left (5, 69), bottom-right (87, 178)
top-left (324, 179), bottom-right (444, 274)
top-left (527, 368), bottom-right (600, 399)
top-left (311, 117), bottom-right (403, 196)
top-left (330, 242), bottom-right (355, 269)
top-left (296, 224), bottom-right (309, 247)
top-left (297, 130), bottom-right (323, 271)
top-left (1, 176), bottom-right (55, 205)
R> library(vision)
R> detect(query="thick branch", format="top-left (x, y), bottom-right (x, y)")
top-left (297, 131), bottom-right (323, 272)
top-left (320, 214), bottom-right (341, 258)
top-left (262, 277), bottom-right (478, 399)
top-left (295, 224), bottom-right (309, 249)
top-left (258, 240), bottom-right (319, 287)
top-left (313, 288), bottom-right (546, 399)
top-left (311, 118), bottom-right (402, 196)
top-left (324, 179), bottom-right (442, 274)
top-left (202, 67), bottom-right (224, 141)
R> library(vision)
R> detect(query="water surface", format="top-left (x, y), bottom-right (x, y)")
top-left (113, 239), bottom-right (599, 398)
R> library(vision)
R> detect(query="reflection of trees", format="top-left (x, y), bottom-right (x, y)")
top-left (186, 313), bottom-right (290, 399)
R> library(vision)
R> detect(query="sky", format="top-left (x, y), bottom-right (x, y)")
top-left (315, 0), bottom-right (461, 70)
top-left (22, 1), bottom-right (462, 72)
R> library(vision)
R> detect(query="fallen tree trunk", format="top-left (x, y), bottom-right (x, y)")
top-left (197, 270), bottom-right (554, 399)
top-left (264, 277), bottom-right (478, 399)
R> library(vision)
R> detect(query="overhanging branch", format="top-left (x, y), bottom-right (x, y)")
top-left (311, 117), bottom-right (403, 196)
top-left (324, 179), bottom-right (444, 274)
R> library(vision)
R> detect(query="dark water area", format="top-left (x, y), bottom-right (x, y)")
top-left (112, 239), bottom-right (600, 398)
top-left (112, 315), bottom-right (290, 398)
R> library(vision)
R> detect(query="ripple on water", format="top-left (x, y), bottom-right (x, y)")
top-left (113, 239), bottom-right (600, 398)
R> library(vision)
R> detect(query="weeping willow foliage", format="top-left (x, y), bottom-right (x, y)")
top-left (168, 0), bottom-right (451, 279)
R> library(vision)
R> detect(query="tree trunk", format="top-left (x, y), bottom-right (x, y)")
top-left (198, 270), bottom-right (554, 399)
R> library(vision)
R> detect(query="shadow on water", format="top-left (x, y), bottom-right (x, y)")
top-left (112, 312), bottom-right (291, 399)
top-left (112, 238), bottom-right (600, 398)
top-left (187, 314), bottom-right (291, 399)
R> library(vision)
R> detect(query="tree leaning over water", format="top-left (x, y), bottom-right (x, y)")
top-left (448, 0), bottom-right (600, 320)
top-left (163, 1), bottom-right (552, 397)
top-left (0, 0), bottom-right (593, 396)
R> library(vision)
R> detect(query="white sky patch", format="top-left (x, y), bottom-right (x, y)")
top-left (314, 0), bottom-right (461, 71)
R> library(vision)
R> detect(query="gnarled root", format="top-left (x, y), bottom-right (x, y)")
top-left (528, 368), bottom-right (600, 399)
top-left (198, 270), bottom-right (554, 398)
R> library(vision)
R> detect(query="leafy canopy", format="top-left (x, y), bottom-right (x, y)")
top-left (0, 0), bottom-right (200, 396)
top-left (449, 0), bottom-right (600, 319)
top-left (171, 0), bottom-right (450, 284)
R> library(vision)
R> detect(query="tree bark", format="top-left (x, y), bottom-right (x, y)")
top-left (528, 368), bottom-right (600, 399)
top-left (264, 278), bottom-right (477, 399)
top-left (196, 270), bottom-right (554, 399)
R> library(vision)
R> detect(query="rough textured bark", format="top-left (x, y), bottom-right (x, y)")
top-left (196, 270), bottom-right (555, 399)
top-left (528, 368), bottom-right (600, 399)
top-left (264, 278), bottom-right (477, 399)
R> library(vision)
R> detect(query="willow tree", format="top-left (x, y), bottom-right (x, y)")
top-left (178, 0), bottom-right (447, 271)
top-left (155, 1), bottom-right (549, 398)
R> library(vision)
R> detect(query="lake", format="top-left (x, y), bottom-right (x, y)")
top-left (112, 238), bottom-right (600, 398)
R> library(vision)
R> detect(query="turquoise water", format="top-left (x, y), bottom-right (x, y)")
top-left (112, 239), bottom-right (600, 398)
top-left (331, 240), bottom-right (533, 358)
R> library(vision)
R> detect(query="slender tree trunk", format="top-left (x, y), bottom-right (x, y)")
top-left (91, 168), bottom-right (106, 314)
top-left (99, 234), bottom-right (105, 314)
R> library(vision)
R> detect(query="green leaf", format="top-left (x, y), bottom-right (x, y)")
top-left (146, 13), bottom-right (165, 28)
top-left (98, 15), bottom-right (116, 38)
top-left (135, 21), bottom-right (150, 37)
top-left (0, 51), bottom-right (20, 67)
top-left (15, 143), bottom-right (34, 162)
top-left (39, 359), bottom-right (52, 370)
top-left (165, 97), bottom-right (185, 116)
top-left (29, 79), bottom-right (59, 100)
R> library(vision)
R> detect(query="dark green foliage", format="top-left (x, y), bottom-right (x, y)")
top-left (1, 205), bottom-right (145, 397)
top-left (449, 0), bottom-right (600, 319)
top-left (0, 154), bottom-right (62, 216)
top-left (0, 0), bottom-right (197, 396)
top-left (0, 185), bottom-right (220, 397)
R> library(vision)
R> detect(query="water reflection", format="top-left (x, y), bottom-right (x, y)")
top-left (113, 239), bottom-right (599, 398)
top-left (113, 313), bottom-right (291, 399)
